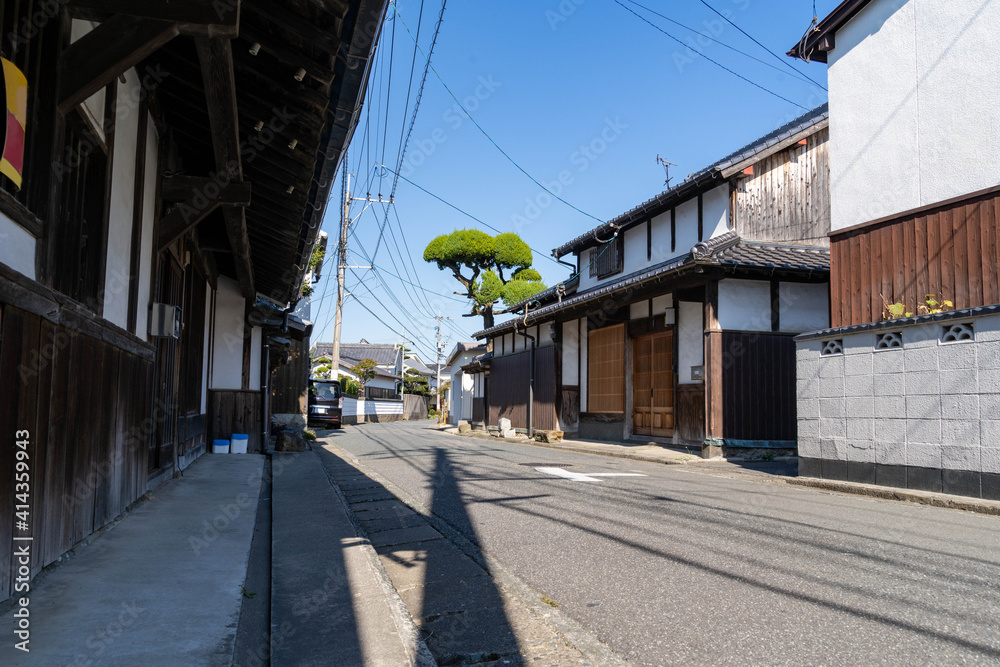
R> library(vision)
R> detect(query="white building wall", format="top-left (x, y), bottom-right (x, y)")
top-left (649, 210), bottom-right (675, 264)
top-left (211, 276), bottom-right (245, 390)
top-left (103, 74), bottom-right (142, 329)
top-left (561, 320), bottom-right (579, 385)
top-left (673, 197), bottom-right (700, 259)
top-left (779, 282), bottom-right (830, 333)
top-left (135, 117), bottom-right (158, 340)
top-left (677, 301), bottom-right (703, 384)
top-left (622, 221), bottom-right (647, 275)
top-left (719, 279), bottom-right (771, 332)
top-left (703, 184), bottom-right (730, 239)
top-left (249, 326), bottom-right (262, 390)
top-left (579, 318), bottom-right (588, 412)
top-left (827, 0), bottom-right (1000, 230)
top-left (201, 281), bottom-right (211, 414)
top-left (0, 213), bottom-right (35, 280)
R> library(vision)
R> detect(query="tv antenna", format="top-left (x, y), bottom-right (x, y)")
top-left (656, 155), bottom-right (677, 187)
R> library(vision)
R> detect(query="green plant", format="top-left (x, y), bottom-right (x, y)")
top-left (882, 293), bottom-right (955, 320)
top-left (350, 358), bottom-right (378, 395)
top-left (241, 586), bottom-right (256, 599)
top-left (302, 429), bottom-right (317, 441)
top-left (541, 595), bottom-right (559, 608)
top-left (762, 452), bottom-right (775, 462)
top-left (338, 375), bottom-right (360, 396)
top-left (919, 294), bottom-right (953, 315)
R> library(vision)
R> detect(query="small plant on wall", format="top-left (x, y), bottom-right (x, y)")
top-left (882, 293), bottom-right (954, 320)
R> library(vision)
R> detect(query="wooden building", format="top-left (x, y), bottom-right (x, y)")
top-left (472, 107), bottom-right (832, 453)
top-left (0, 0), bottom-right (387, 603)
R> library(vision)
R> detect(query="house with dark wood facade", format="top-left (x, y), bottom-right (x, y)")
top-left (788, 0), bottom-right (1000, 498)
top-left (471, 106), bottom-right (832, 456)
top-left (0, 0), bottom-right (387, 604)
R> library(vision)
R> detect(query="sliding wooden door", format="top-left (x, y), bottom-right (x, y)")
top-left (633, 330), bottom-right (674, 437)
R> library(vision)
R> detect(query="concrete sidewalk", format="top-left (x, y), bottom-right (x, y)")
top-left (0, 454), bottom-right (265, 666)
top-left (270, 449), bottom-right (430, 666)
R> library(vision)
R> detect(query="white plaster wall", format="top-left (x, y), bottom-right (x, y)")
top-left (630, 301), bottom-right (649, 320)
top-left (201, 281), bottom-right (211, 414)
top-left (827, 0), bottom-right (1000, 230)
top-left (249, 326), bottom-right (262, 391)
top-left (562, 320), bottom-right (579, 385)
top-left (703, 184), bottom-right (730, 239)
top-left (537, 322), bottom-right (554, 346)
top-left (719, 279), bottom-right (771, 332)
top-left (674, 197), bottom-right (700, 257)
top-left (211, 276), bottom-right (245, 390)
top-left (677, 301), bottom-right (704, 384)
top-left (622, 221), bottom-right (647, 275)
top-left (649, 209), bottom-right (674, 264)
top-left (579, 319), bottom-right (589, 412)
top-left (0, 213), bottom-right (35, 280)
top-left (779, 282), bottom-right (830, 333)
top-left (103, 75), bottom-right (141, 329)
top-left (461, 371), bottom-right (474, 420)
top-left (652, 293), bottom-right (673, 314)
top-left (71, 21), bottom-right (106, 142)
top-left (576, 250), bottom-right (597, 292)
top-left (135, 117), bottom-right (158, 340)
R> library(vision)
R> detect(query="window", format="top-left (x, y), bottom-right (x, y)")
top-left (589, 235), bottom-right (624, 279)
top-left (587, 324), bottom-right (624, 413)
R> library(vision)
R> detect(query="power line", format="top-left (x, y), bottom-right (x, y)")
top-left (618, 0), bottom-right (821, 88)
top-left (614, 0), bottom-right (809, 110)
top-left (391, 3), bottom-right (606, 226)
top-left (695, 0), bottom-right (827, 91)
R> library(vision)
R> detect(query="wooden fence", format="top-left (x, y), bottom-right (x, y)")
top-left (208, 390), bottom-right (263, 453)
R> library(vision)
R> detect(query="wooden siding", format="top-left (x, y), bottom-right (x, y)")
top-left (720, 332), bottom-right (797, 441)
top-left (675, 385), bottom-right (705, 444)
top-left (486, 347), bottom-right (557, 431)
top-left (472, 397), bottom-right (486, 423)
top-left (587, 324), bottom-right (625, 413)
top-left (830, 187), bottom-right (1000, 327)
top-left (270, 337), bottom-right (309, 415)
top-left (208, 390), bottom-right (263, 453)
top-left (0, 305), bottom-right (152, 602)
top-left (734, 127), bottom-right (830, 246)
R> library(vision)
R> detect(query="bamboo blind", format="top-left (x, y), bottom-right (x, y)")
top-left (587, 323), bottom-right (624, 413)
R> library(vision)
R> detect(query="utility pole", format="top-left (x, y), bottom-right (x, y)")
top-left (330, 166), bottom-right (389, 382)
top-left (434, 313), bottom-right (449, 412)
top-left (400, 327), bottom-right (406, 404)
top-left (330, 170), bottom-right (350, 380)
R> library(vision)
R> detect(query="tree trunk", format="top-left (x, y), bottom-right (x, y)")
top-left (482, 307), bottom-right (495, 330)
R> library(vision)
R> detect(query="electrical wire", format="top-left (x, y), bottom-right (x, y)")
top-left (390, 3), bottom-right (607, 225)
top-left (614, 0), bottom-right (809, 110)
top-left (695, 0), bottom-right (827, 91)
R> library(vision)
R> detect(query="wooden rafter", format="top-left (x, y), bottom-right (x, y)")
top-left (58, 15), bottom-right (180, 112)
top-left (66, 0), bottom-right (241, 38)
top-left (195, 36), bottom-right (256, 300)
top-left (239, 23), bottom-right (335, 87)
top-left (157, 176), bottom-right (252, 251)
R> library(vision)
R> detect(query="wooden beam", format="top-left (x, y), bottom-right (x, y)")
top-left (67, 0), bottom-right (240, 38)
top-left (58, 15), bottom-right (180, 113)
top-left (196, 37), bottom-right (255, 300)
top-left (244, 0), bottom-right (343, 54)
top-left (161, 175), bottom-right (252, 205)
top-left (156, 201), bottom-right (221, 251)
top-left (239, 23), bottom-right (335, 87)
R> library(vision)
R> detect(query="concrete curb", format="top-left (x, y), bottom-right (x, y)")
top-left (438, 426), bottom-right (1000, 517)
top-left (786, 476), bottom-right (1000, 516)
top-left (311, 444), bottom-right (438, 667)
top-left (325, 440), bottom-right (630, 667)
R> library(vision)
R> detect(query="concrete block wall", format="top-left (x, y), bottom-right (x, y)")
top-left (796, 311), bottom-right (1000, 499)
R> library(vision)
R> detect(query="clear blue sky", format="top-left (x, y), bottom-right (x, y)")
top-left (308, 0), bottom-right (838, 362)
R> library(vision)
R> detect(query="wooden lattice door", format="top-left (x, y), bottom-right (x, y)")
top-left (633, 330), bottom-right (674, 437)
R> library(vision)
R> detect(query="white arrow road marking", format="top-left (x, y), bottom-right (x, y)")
top-left (535, 467), bottom-right (647, 482)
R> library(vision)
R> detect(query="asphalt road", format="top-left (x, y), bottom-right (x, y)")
top-left (322, 421), bottom-right (1000, 666)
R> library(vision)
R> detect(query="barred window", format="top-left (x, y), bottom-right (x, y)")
top-left (588, 235), bottom-right (623, 279)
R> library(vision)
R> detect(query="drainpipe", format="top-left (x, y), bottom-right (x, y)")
top-left (519, 305), bottom-right (536, 438)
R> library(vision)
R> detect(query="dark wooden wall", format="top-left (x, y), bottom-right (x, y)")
top-left (208, 390), bottom-right (263, 453)
top-left (720, 332), bottom-right (796, 441)
top-left (472, 397), bottom-right (486, 423)
top-left (675, 385), bottom-right (705, 444)
top-left (487, 347), bottom-right (557, 431)
top-left (0, 304), bottom-right (153, 602)
top-left (270, 337), bottom-right (309, 415)
top-left (830, 186), bottom-right (1000, 327)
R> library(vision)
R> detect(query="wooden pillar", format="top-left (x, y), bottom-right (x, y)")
top-left (703, 280), bottom-right (724, 454)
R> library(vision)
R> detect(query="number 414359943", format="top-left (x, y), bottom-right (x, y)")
top-left (15, 429), bottom-right (30, 508)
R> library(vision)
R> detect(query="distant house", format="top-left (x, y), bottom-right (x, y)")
top-left (0, 0), bottom-right (388, 605)
top-left (312, 340), bottom-right (403, 398)
top-left (472, 107), bottom-right (832, 451)
top-left (788, 0), bottom-right (1000, 498)
top-left (446, 342), bottom-right (487, 425)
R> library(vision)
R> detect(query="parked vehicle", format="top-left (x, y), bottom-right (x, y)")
top-left (308, 378), bottom-right (343, 428)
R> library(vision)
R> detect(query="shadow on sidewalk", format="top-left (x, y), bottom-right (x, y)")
top-left (315, 442), bottom-right (524, 664)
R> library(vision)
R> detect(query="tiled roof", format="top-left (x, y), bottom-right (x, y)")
top-left (552, 104), bottom-right (829, 258)
top-left (312, 342), bottom-right (400, 367)
top-left (473, 232), bottom-right (829, 339)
